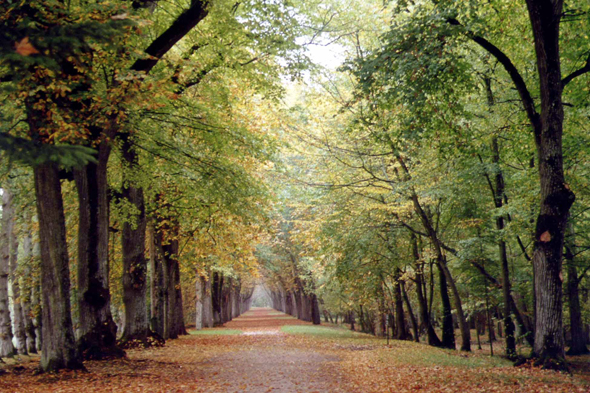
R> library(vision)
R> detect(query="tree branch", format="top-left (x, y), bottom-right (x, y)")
top-left (562, 53), bottom-right (590, 87)
top-left (447, 18), bottom-right (540, 128)
top-left (131, 0), bottom-right (210, 74)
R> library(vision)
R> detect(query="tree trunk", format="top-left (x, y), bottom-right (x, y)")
top-left (149, 221), bottom-right (166, 338)
top-left (21, 232), bottom-right (37, 354)
top-left (311, 293), bottom-right (321, 325)
top-left (401, 281), bottom-right (419, 343)
top-left (34, 162), bottom-right (83, 372)
top-left (491, 137), bottom-right (517, 359)
top-left (221, 277), bottom-right (232, 324)
top-left (394, 269), bottom-right (408, 340)
top-left (411, 234), bottom-right (441, 346)
top-left (438, 263), bottom-right (455, 349)
top-left (0, 189), bottom-right (16, 357)
top-left (285, 291), bottom-right (293, 316)
top-left (10, 231), bottom-right (27, 355)
top-left (565, 221), bottom-right (589, 355)
top-left (74, 148), bottom-right (123, 359)
top-left (525, 0), bottom-right (573, 369)
top-left (168, 252), bottom-right (187, 337)
top-left (398, 155), bottom-right (470, 350)
top-left (120, 135), bottom-right (151, 344)
top-left (212, 272), bottom-right (223, 326)
top-left (195, 275), bottom-right (205, 330)
top-left (31, 239), bottom-right (42, 353)
top-left (203, 274), bottom-right (213, 328)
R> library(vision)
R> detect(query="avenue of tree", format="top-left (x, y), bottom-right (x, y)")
top-left (0, 0), bottom-right (589, 375)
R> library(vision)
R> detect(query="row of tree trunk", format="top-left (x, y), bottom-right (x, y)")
top-left (268, 281), bottom-right (321, 325)
top-left (0, 183), bottom-right (191, 367)
top-left (194, 272), bottom-right (253, 330)
top-left (0, 190), bottom-right (41, 357)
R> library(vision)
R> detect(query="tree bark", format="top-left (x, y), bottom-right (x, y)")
top-left (310, 293), bottom-right (321, 325)
top-left (438, 263), bottom-right (456, 349)
top-left (203, 273), bottom-right (213, 328)
top-left (31, 240), bottom-right (42, 353)
top-left (0, 189), bottom-right (16, 357)
top-left (394, 269), bottom-right (408, 340)
top-left (120, 134), bottom-right (151, 344)
top-left (490, 137), bottom-right (517, 359)
top-left (401, 281), bottom-right (419, 343)
top-left (212, 272), bottom-right (223, 326)
top-left (195, 275), bottom-right (205, 330)
top-left (526, 1), bottom-right (573, 368)
top-left (149, 221), bottom-right (166, 338)
top-left (411, 234), bottom-right (441, 346)
top-left (565, 220), bottom-right (589, 355)
top-left (74, 146), bottom-right (123, 358)
top-left (20, 232), bottom-right (37, 354)
top-left (168, 250), bottom-right (187, 337)
top-left (10, 230), bottom-right (27, 355)
top-left (34, 162), bottom-right (83, 372)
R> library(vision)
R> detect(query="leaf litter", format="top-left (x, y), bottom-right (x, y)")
top-left (1, 308), bottom-right (589, 392)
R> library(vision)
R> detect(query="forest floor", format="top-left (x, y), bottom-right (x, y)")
top-left (1, 308), bottom-right (590, 392)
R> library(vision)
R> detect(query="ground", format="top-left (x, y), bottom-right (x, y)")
top-left (1, 308), bottom-right (589, 392)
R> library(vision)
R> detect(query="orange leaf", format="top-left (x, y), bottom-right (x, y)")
top-left (15, 37), bottom-right (40, 56)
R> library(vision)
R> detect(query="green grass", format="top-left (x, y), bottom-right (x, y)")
top-left (281, 325), bottom-right (370, 339)
top-left (189, 329), bottom-right (242, 335)
top-left (282, 325), bottom-right (511, 370)
top-left (371, 339), bottom-right (512, 369)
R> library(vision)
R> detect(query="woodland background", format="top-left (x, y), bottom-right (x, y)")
top-left (0, 0), bottom-right (589, 376)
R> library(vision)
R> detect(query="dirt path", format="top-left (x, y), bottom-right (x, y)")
top-left (195, 308), bottom-right (345, 392)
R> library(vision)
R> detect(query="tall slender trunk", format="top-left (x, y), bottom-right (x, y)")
top-left (203, 273), bottom-right (213, 328)
top-left (21, 232), bottom-right (37, 354)
top-left (74, 143), bottom-right (122, 358)
top-left (10, 231), bottom-right (26, 355)
top-left (34, 162), bottom-right (83, 371)
top-left (401, 281), bottom-right (419, 342)
top-left (195, 275), bottom-right (205, 330)
top-left (438, 263), bottom-right (455, 349)
top-left (31, 240), bottom-right (42, 353)
top-left (397, 155), bottom-right (470, 350)
top-left (394, 268), bottom-right (408, 340)
top-left (490, 137), bottom-right (517, 359)
top-left (149, 221), bottom-right (166, 338)
top-left (411, 234), bottom-right (441, 346)
top-left (168, 246), bottom-right (186, 337)
top-left (120, 135), bottom-right (150, 343)
top-left (565, 220), bottom-right (589, 355)
top-left (0, 190), bottom-right (16, 357)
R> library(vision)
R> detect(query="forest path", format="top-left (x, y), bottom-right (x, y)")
top-left (193, 307), bottom-right (347, 392)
